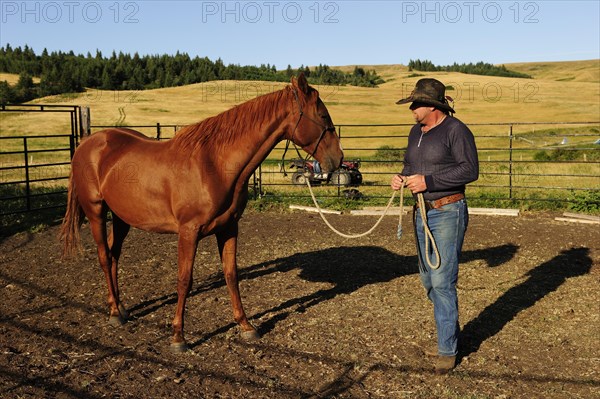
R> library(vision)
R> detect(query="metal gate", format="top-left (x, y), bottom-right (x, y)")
top-left (0, 104), bottom-right (84, 226)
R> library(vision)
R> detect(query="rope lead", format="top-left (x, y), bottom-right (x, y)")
top-left (305, 177), bottom-right (399, 239)
top-left (305, 178), bottom-right (441, 269)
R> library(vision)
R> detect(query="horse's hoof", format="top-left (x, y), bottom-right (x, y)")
top-left (118, 304), bottom-right (129, 320)
top-left (241, 330), bottom-right (261, 341)
top-left (170, 341), bottom-right (189, 353)
top-left (108, 315), bottom-right (125, 326)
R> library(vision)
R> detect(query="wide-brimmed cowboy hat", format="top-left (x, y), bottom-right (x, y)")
top-left (396, 78), bottom-right (455, 113)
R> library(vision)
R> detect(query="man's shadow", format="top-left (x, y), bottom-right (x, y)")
top-left (458, 247), bottom-right (593, 362)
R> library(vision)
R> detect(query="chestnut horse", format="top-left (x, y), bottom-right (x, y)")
top-left (60, 74), bottom-right (343, 351)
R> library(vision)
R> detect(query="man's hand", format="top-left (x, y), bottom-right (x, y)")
top-left (391, 174), bottom-right (405, 190)
top-left (405, 174), bottom-right (427, 193)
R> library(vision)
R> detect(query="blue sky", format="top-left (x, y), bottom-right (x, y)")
top-left (1, 0), bottom-right (599, 68)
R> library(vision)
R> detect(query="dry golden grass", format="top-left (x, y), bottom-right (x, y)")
top-left (0, 72), bottom-right (40, 85)
top-left (505, 59), bottom-right (600, 82)
top-left (1, 59), bottom-right (598, 134)
top-left (1, 60), bottom-right (599, 177)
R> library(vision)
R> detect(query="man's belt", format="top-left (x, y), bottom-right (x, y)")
top-left (416, 193), bottom-right (465, 210)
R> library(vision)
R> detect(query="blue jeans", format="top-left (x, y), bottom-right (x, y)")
top-left (415, 199), bottom-right (468, 356)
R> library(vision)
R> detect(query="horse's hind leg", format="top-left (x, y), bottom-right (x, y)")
top-left (87, 203), bottom-right (123, 326)
top-left (108, 213), bottom-right (131, 321)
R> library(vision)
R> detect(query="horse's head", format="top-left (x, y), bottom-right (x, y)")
top-left (289, 74), bottom-right (343, 173)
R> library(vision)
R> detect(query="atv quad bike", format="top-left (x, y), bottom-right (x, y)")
top-left (289, 159), bottom-right (362, 187)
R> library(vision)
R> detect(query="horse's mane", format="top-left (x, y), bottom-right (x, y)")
top-left (172, 85), bottom-right (294, 153)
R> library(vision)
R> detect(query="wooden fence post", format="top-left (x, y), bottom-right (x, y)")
top-left (79, 106), bottom-right (91, 137)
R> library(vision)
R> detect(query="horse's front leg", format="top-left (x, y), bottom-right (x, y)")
top-left (171, 226), bottom-right (199, 353)
top-left (217, 223), bottom-right (260, 340)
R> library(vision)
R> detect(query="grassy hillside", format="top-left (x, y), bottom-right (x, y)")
top-left (504, 59), bottom-right (600, 82)
top-left (1, 59), bottom-right (599, 137)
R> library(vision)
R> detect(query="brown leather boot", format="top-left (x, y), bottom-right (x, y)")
top-left (434, 355), bottom-right (456, 375)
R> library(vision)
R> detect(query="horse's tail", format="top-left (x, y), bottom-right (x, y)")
top-left (60, 172), bottom-right (84, 258)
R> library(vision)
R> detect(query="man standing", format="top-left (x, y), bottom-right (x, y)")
top-left (391, 78), bottom-right (479, 374)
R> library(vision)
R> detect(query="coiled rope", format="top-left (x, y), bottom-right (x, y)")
top-left (304, 177), bottom-right (440, 269)
top-left (415, 193), bottom-right (441, 269)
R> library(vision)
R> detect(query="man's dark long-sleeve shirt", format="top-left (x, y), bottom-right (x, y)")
top-left (401, 116), bottom-right (479, 201)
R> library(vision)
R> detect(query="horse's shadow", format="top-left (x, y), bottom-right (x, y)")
top-left (242, 245), bottom-right (419, 337)
top-left (127, 244), bottom-right (594, 358)
top-left (130, 243), bottom-right (519, 347)
top-left (238, 243), bottom-right (521, 339)
top-left (130, 245), bottom-right (419, 333)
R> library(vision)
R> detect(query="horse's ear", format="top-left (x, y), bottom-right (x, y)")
top-left (296, 72), bottom-right (310, 95)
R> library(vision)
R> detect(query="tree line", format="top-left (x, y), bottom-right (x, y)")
top-left (408, 59), bottom-right (532, 79)
top-left (0, 45), bottom-right (384, 104)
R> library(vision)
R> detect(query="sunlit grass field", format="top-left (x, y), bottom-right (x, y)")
top-left (1, 60), bottom-right (598, 134)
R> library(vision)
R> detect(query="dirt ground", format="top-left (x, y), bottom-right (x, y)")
top-left (1, 209), bottom-right (599, 399)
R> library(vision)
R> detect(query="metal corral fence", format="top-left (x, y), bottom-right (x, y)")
top-left (89, 121), bottom-right (600, 207)
top-left (1, 103), bottom-right (599, 219)
top-left (0, 104), bottom-right (83, 218)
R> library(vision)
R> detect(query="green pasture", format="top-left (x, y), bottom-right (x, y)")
top-left (256, 150), bottom-right (599, 213)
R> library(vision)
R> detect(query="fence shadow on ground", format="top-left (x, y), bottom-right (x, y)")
top-left (2, 244), bottom-right (596, 398)
top-left (0, 206), bottom-right (66, 241)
